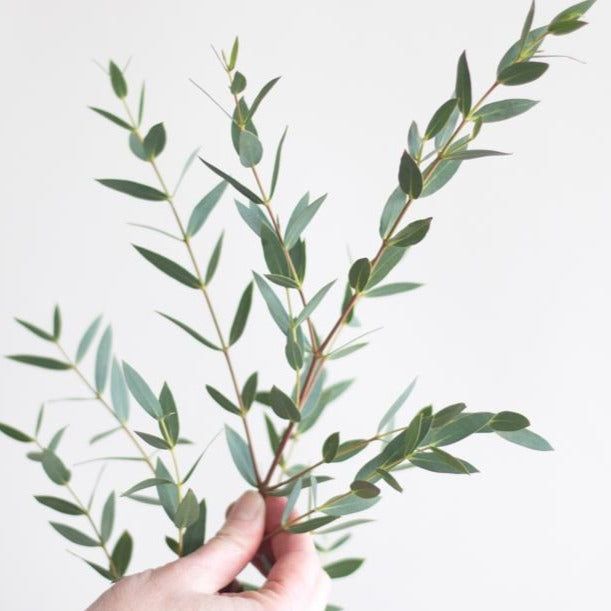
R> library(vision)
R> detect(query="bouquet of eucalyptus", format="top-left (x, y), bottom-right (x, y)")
top-left (1, 1), bottom-right (596, 606)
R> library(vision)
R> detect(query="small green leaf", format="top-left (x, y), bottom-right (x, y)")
top-left (51, 305), bottom-right (61, 339)
top-left (284, 194), bottom-right (326, 249)
top-left (498, 62), bottom-right (549, 86)
top-left (270, 386), bottom-right (301, 422)
top-left (407, 121), bottom-right (422, 159)
top-left (318, 518), bottom-right (373, 534)
top-left (518, 1), bottom-right (536, 57)
top-left (135, 431), bottom-right (170, 450)
top-left (174, 489), bottom-right (200, 529)
top-left (497, 26), bottom-right (548, 75)
top-left (186, 181), bottom-right (228, 237)
top-left (158, 312), bottom-right (220, 351)
top-left (265, 274), bottom-right (299, 289)
top-left (410, 448), bottom-right (477, 474)
top-left (425, 98), bottom-right (458, 139)
top-left (472, 99), bottom-right (538, 123)
top-left (246, 77), bottom-right (281, 120)
top-left (122, 362), bottom-right (163, 419)
top-left (261, 224), bottom-right (290, 277)
top-left (366, 246), bottom-right (407, 288)
top-left (0, 422), bottom-right (33, 443)
top-left (7, 355), bottom-right (71, 370)
top-left (427, 412), bottom-right (492, 447)
top-left (14, 318), bottom-right (54, 341)
top-left (206, 385), bottom-right (241, 415)
top-left (496, 428), bottom-right (553, 451)
top-left (295, 281), bottom-right (335, 327)
top-left (96, 179), bottom-right (167, 201)
top-left (398, 151), bottom-right (423, 199)
top-left (205, 233), bottom-right (224, 284)
top-left (156, 459), bottom-right (179, 520)
top-left (389, 218), bottom-right (432, 248)
top-left (111, 531), bottom-right (133, 577)
top-left (548, 19), bottom-right (587, 35)
top-left (550, 0), bottom-right (595, 25)
top-left (183, 499), bottom-right (207, 555)
top-left (89, 427), bottom-right (121, 445)
top-left (143, 123), bottom-right (166, 159)
top-left (445, 149), bottom-right (509, 160)
top-left (323, 432), bottom-right (340, 463)
top-left (95, 326), bottom-right (113, 393)
top-left (235, 199), bottom-right (273, 236)
top-left (110, 359), bottom-right (130, 422)
top-left (133, 245), bottom-right (200, 288)
top-left (89, 107), bottom-right (132, 130)
top-left (322, 494), bottom-right (380, 516)
top-left (378, 186), bottom-right (406, 239)
top-left (230, 71), bottom-right (247, 94)
top-left (287, 515), bottom-right (338, 534)
top-left (41, 450), bottom-right (71, 485)
top-left (200, 158), bottom-right (263, 204)
top-left (48, 426), bottom-right (67, 452)
top-left (122, 478), bottom-right (173, 497)
top-left (100, 492), bottom-right (115, 543)
top-left (240, 372), bottom-right (258, 411)
top-left (350, 480), bottom-right (380, 499)
top-left (456, 52), bottom-right (472, 116)
top-left (489, 411), bottom-right (530, 431)
top-left (50, 522), bottom-right (99, 547)
top-left (324, 558), bottom-right (364, 579)
top-left (159, 383), bottom-right (179, 445)
top-left (229, 282), bottom-right (254, 345)
top-left (225, 425), bottom-right (257, 486)
top-left (376, 468), bottom-right (403, 492)
top-left (76, 315), bottom-right (103, 363)
top-left (332, 439), bottom-right (369, 463)
top-left (228, 37), bottom-right (239, 70)
top-left (282, 479), bottom-right (303, 525)
top-left (432, 403), bottom-right (466, 428)
top-left (348, 258), bottom-right (371, 292)
top-left (290, 239), bottom-right (307, 283)
top-left (239, 130), bottom-right (263, 168)
top-left (265, 414), bottom-right (281, 455)
top-left (253, 272), bottom-right (290, 333)
top-left (35, 495), bottom-right (84, 515)
top-left (270, 127), bottom-right (288, 198)
top-left (129, 132), bottom-right (148, 161)
top-left (285, 333), bottom-right (303, 370)
top-left (327, 342), bottom-right (368, 360)
top-left (109, 61), bottom-right (127, 98)
top-left (377, 378), bottom-right (417, 433)
top-left (138, 83), bottom-right (146, 125)
top-left (366, 282), bottom-right (421, 298)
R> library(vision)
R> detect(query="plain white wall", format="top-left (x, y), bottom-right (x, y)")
top-left (1, 1), bottom-right (609, 609)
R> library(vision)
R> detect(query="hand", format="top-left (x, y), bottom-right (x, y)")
top-left (87, 491), bottom-right (331, 610)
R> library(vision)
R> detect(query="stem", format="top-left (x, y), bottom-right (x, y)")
top-left (55, 343), bottom-right (156, 474)
top-left (120, 100), bottom-right (262, 487)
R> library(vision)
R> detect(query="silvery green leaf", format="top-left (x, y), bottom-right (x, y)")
top-left (282, 478), bottom-right (303, 525)
top-left (348, 258), bottom-right (371, 292)
top-left (48, 426), bottom-right (67, 452)
top-left (270, 386), bottom-right (301, 422)
top-left (366, 246), bottom-right (407, 288)
top-left (324, 558), bottom-right (364, 579)
top-left (14, 317), bottom-right (54, 341)
top-left (489, 411), bottom-right (530, 431)
top-left (52, 306), bottom-right (61, 340)
top-left (143, 123), bottom-right (166, 159)
top-left (158, 312), bottom-right (220, 351)
top-left (206, 385), bottom-right (241, 416)
top-left (350, 480), bottom-right (380, 499)
top-left (322, 494), bottom-right (380, 517)
top-left (261, 224), bottom-right (289, 277)
top-left (96, 179), bottom-right (167, 201)
top-left (174, 147), bottom-right (200, 195)
top-left (472, 99), bottom-right (538, 123)
top-left (322, 432), bottom-right (340, 463)
top-left (76, 315), bottom-right (103, 363)
top-left (128, 131), bottom-right (148, 161)
top-left (230, 71), bottom-right (246, 94)
top-left (246, 77), bottom-right (280, 120)
top-left (378, 186), bottom-right (405, 238)
top-left (376, 468), bottom-right (403, 492)
top-left (231, 98), bottom-right (257, 154)
top-left (183, 499), bottom-right (207, 555)
top-left (432, 403), bottom-right (466, 428)
top-left (497, 26), bottom-right (548, 74)
top-left (230, 282), bottom-right (254, 345)
top-left (133, 245), bottom-right (200, 288)
top-left (111, 531), bottom-right (133, 577)
top-left (253, 272), bottom-right (290, 333)
top-left (0, 422), bottom-right (33, 443)
top-left (498, 62), bottom-right (549, 86)
top-left (121, 478), bottom-right (173, 497)
top-left (34, 496), bottom-right (84, 515)
top-left (266, 273), bottom-right (300, 289)
top-left (200, 158), bottom-right (263, 204)
top-left (235, 199), bottom-right (273, 236)
top-left (156, 459), bottom-right (179, 520)
top-left (225, 425), bottom-right (257, 486)
top-left (7, 355), bottom-right (71, 370)
top-left (398, 151), bottom-right (423, 198)
top-left (518, 1), bottom-right (536, 57)
top-left (410, 447), bottom-right (476, 474)
top-left (173, 489), bottom-right (200, 529)
top-left (551, 0), bottom-right (595, 25)
top-left (186, 181), bottom-right (227, 237)
top-left (136, 431), bottom-right (170, 450)
top-left (425, 98), bottom-right (458, 140)
top-left (290, 239), bottom-right (306, 284)
top-left (285, 333), bottom-right (303, 370)
top-left (295, 281), bottom-right (335, 327)
top-left (284, 194), bottom-right (326, 249)
top-left (455, 51), bottom-right (472, 116)
top-left (100, 492), bottom-right (115, 544)
top-left (109, 61), bottom-right (127, 98)
top-left (377, 378), bottom-right (417, 433)
top-left (159, 383), bottom-right (179, 446)
top-left (50, 522), bottom-right (99, 547)
top-left (122, 362), bottom-right (163, 419)
top-left (110, 359), bottom-right (130, 422)
top-left (95, 326), bottom-right (113, 393)
top-left (205, 233), bottom-right (224, 284)
top-left (41, 450), bottom-right (71, 485)
top-left (496, 429), bottom-right (553, 451)
top-left (389, 218), bottom-right (432, 248)
top-left (286, 515), bottom-right (338, 534)
top-left (89, 427), bottom-right (121, 445)
top-left (241, 373), bottom-right (258, 410)
top-left (90, 107), bottom-right (132, 130)
top-left (270, 127), bottom-right (288, 197)
top-left (434, 105), bottom-right (460, 151)
top-left (239, 130), bottom-right (263, 167)
top-left (365, 282), bottom-right (421, 298)
top-left (426, 412), bottom-right (492, 447)
top-left (445, 149), bottom-right (509, 160)
top-left (228, 37), bottom-right (239, 70)
top-left (327, 342), bottom-right (367, 361)
top-left (407, 121), bottom-right (422, 159)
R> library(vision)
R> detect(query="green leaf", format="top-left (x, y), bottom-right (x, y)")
top-left (270, 386), bottom-right (301, 422)
top-left (35, 495), bottom-right (84, 515)
top-left (129, 132), bottom-right (148, 161)
top-left (183, 499), bottom-right (207, 555)
top-left (133, 245), bottom-right (200, 288)
top-left (270, 127), bottom-right (288, 197)
top-left (324, 558), bottom-right (364, 579)
top-left (285, 333), bottom-right (303, 370)
top-left (50, 522), bottom-right (99, 547)
top-left (376, 468), bottom-right (403, 492)
top-left (407, 121), bottom-right (422, 159)
top-left (186, 181), bottom-right (228, 237)
top-left (228, 37), bottom-right (239, 70)
top-left (518, 1), bottom-right (536, 57)
top-left (322, 432), bottom-right (340, 463)
top-left (435, 105), bottom-right (460, 151)
top-left (425, 98), bottom-right (458, 139)
top-left (378, 186), bottom-right (406, 239)
top-left (89, 107), bottom-right (132, 130)
top-left (122, 362), bottom-right (163, 419)
top-left (82, 560), bottom-right (114, 581)
top-left (496, 428), bottom-right (553, 451)
top-left (156, 459), bottom-right (179, 519)
top-left (389, 217), bottom-right (432, 248)
top-left (100, 492), bottom-right (115, 544)
top-left (432, 403), bottom-right (466, 428)
top-left (427, 412), bottom-right (492, 447)
top-left (295, 281), bottom-right (335, 327)
top-left (241, 373), bottom-right (258, 410)
top-left (199, 158), bottom-right (263, 204)
top-left (0, 422), bottom-right (33, 443)
top-left (138, 83), bottom-right (146, 125)
top-left (331, 439), bottom-right (368, 463)
top-left (136, 431), bottom-right (170, 450)
top-left (322, 494), bottom-right (380, 516)
top-left (206, 385), bottom-right (241, 415)
top-left (76, 315), bottom-right (103, 363)
top-left (174, 489), bottom-right (200, 529)
top-left (281, 479), bottom-right (303, 525)
top-left (445, 149), bottom-right (509, 160)
top-left (225, 425), bottom-right (257, 486)
top-left (265, 274), bottom-right (299, 289)
top-left (261, 224), bottom-right (289, 277)
top-left (205, 233), bottom-right (224, 284)
top-left (253, 272), bottom-right (290, 333)
top-left (229, 282), bottom-right (254, 345)
top-left (472, 99), bottom-right (538, 123)
top-left (350, 480), bottom-right (380, 499)
top-left (366, 282), bottom-right (421, 298)
top-left (122, 478), bottom-right (173, 497)
top-left (110, 359), bottom-right (130, 422)
top-left (111, 531), bottom-right (133, 577)
top-left (377, 378), bottom-right (417, 433)
top-left (287, 515), bottom-right (338, 533)
top-left (246, 77), bottom-right (281, 120)
top-left (89, 427), bottom-right (121, 445)
top-left (35, 404), bottom-right (44, 436)
top-left (143, 123), bottom-right (166, 159)
top-left (239, 130), bottom-right (263, 168)
top-left (551, 0), bottom-right (595, 25)
top-left (498, 62), bottom-right (549, 86)
top-left (159, 383), bottom-right (179, 446)
top-left (456, 52), bottom-right (472, 115)
top-left (366, 246), bottom-right (407, 288)
top-left (348, 258), bottom-right (371, 292)
top-left (327, 341), bottom-right (368, 361)
top-left (398, 151), bottom-right (423, 199)
top-left (7, 355), bottom-right (71, 370)
top-left (265, 414), bottom-right (281, 455)
top-left (158, 312), bottom-right (220, 351)
top-left (15, 317), bottom-right (54, 341)
top-left (109, 61), bottom-right (127, 98)
top-left (230, 71), bottom-right (247, 94)
top-left (410, 448), bottom-right (477, 474)
top-left (284, 194), bottom-right (326, 249)
top-left (48, 426), bottom-right (67, 452)
top-left (497, 26), bottom-right (548, 75)
top-left (489, 411), bottom-right (530, 431)
top-left (318, 518), bottom-right (373, 534)
top-left (290, 239), bottom-right (307, 284)
top-left (41, 450), bottom-right (71, 485)
top-left (95, 326), bottom-right (113, 393)
top-left (548, 19), bottom-right (587, 35)
top-left (235, 199), bottom-right (273, 237)
top-left (96, 179), bottom-right (167, 201)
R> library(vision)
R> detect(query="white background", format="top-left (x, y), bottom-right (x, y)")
top-left (1, 1), bottom-right (609, 609)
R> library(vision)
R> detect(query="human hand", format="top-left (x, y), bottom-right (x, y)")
top-left (87, 491), bottom-right (331, 610)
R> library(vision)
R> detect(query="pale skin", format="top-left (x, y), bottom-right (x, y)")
top-left (88, 492), bottom-right (331, 611)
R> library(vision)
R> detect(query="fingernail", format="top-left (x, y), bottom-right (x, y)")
top-left (229, 491), bottom-right (263, 520)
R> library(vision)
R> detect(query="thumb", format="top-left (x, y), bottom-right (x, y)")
top-left (179, 490), bottom-right (265, 593)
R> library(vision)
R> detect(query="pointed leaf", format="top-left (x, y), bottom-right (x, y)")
top-left (270, 386), bottom-right (301, 422)
top-left (35, 495), bottom-right (84, 515)
top-left (97, 179), bottom-right (167, 201)
top-left (473, 99), bottom-right (539, 123)
top-left (284, 194), bottom-right (326, 249)
top-left (109, 61), bottom-right (127, 98)
top-left (322, 495), bottom-right (380, 517)
top-left (100, 492), bottom-right (115, 543)
top-left (90, 107), bottom-right (132, 130)
top-left (287, 515), bottom-right (338, 534)
top-left (158, 312), bottom-right (220, 351)
top-left (0, 422), bottom-right (33, 443)
top-left (377, 378), bottom-right (417, 433)
top-left (133, 245), bottom-right (200, 288)
top-left (122, 362), bottom-right (163, 419)
top-left (206, 385), bottom-right (241, 415)
top-left (229, 282), bottom-right (253, 345)
top-left (50, 522), bottom-right (98, 547)
top-left (398, 151), bottom-right (423, 198)
top-left (445, 149), bottom-right (509, 160)
top-left (205, 233), bottom-right (224, 283)
top-left (41, 450), bottom-right (71, 485)
top-left (281, 479), bottom-right (303, 525)
top-left (95, 326), bottom-right (113, 393)
top-left (389, 218), bottom-right (432, 248)
top-left (199, 158), bottom-right (263, 204)
top-left (270, 127), bottom-right (288, 197)
top-left (324, 558), bottom-right (364, 579)
top-left (111, 531), bottom-right (133, 577)
top-left (379, 186), bottom-right (406, 238)
top-left (348, 258), bottom-right (371, 292)
top-left (239, 130), bottom-right (263, 168)
top-left (366, 282), bottom-right (421, 298)
top-left (295, 281), bottom-right (335, 327)
top-left (186, 181), bottom-right (228, 237)
top-left (425, 98), bottom-right (458, 139)
top-left (253, 272), bottom-right (290, 333)
top-left (7, 355), bottom-right (71, 370)
top-left (456, 52), bottom-right (472, 115)
top-left (489, 411), bottom-right (530, 432)
top-left (323, 432), bottom-right (340, 463)
top-left (225, 425), bottom-right (257, 486)
top-left (15, 318), bottom-right (54, 341)
top-left (110, 359), bottom-right (130, 422)
top-left (496, 428), bottom-right (553, 451)
top-left (173, 489), bottom-right (200, 529)
top-left (76, 315), bottom-right (103, 363)
top-left (143, 123), bottom-right (166, 159)
top-left (498, 62), bottom-right (549, 86)
top-left (183, 499), bottom-right (207, 555)
top-left (246, 77), bottom-right (281, 120)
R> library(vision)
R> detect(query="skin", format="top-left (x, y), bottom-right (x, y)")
top-left (88, 492), bottom-right (331, 611)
